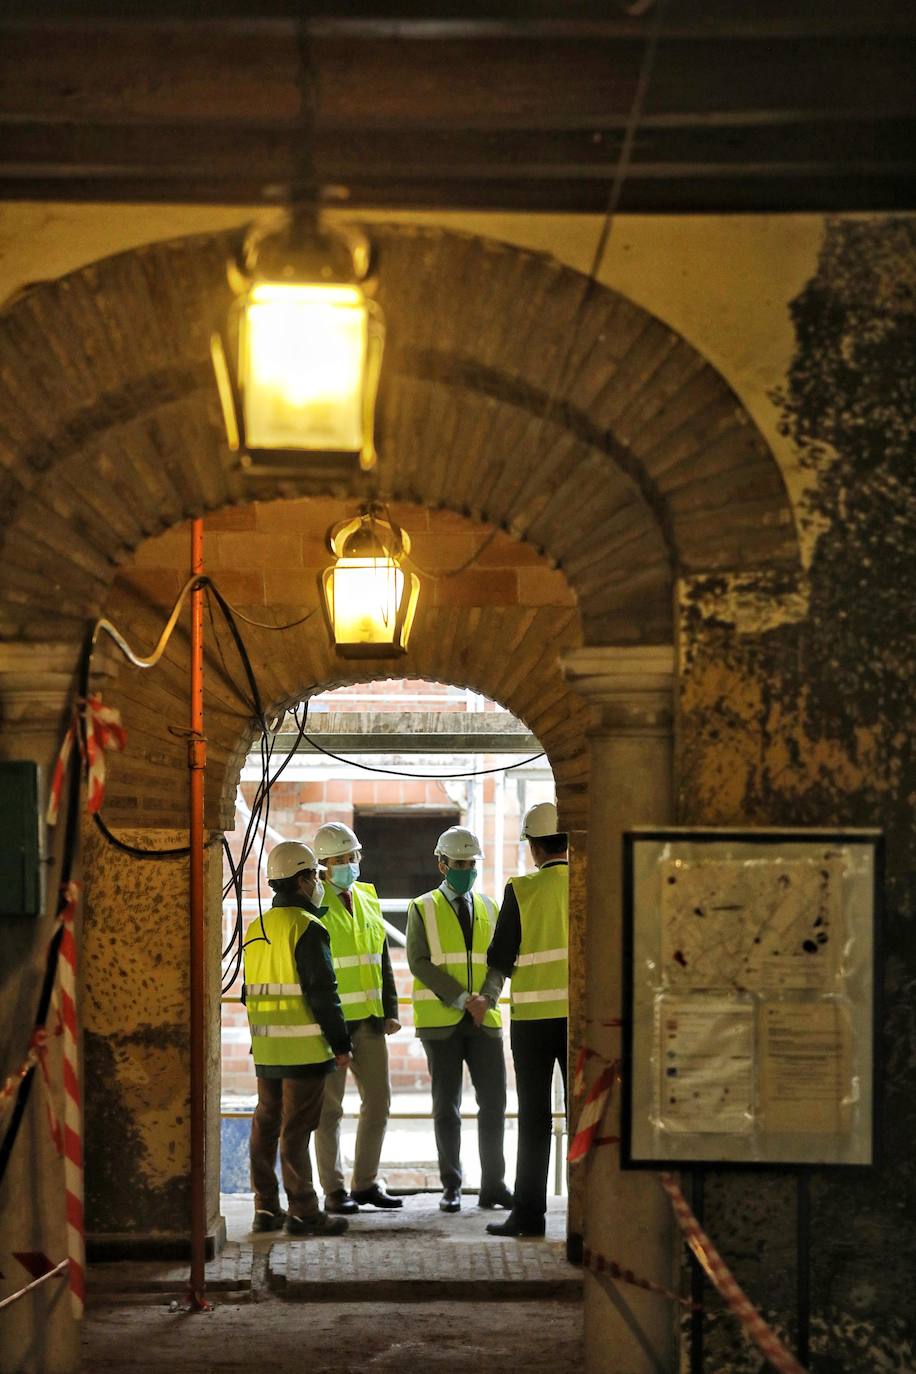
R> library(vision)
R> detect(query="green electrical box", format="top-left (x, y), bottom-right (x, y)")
top-left (0, 761), bottom-right (44, 917)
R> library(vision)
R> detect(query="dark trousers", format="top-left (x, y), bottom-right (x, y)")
top-left (510, 1016), bottom-right (567, 1221)
top-left (422, 1018), bottom-right (507, 1192)
top-left (250, 1074), bottom-right (326, 1219)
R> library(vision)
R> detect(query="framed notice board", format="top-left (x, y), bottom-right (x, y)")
top-left (622, 829), bottom-right (881, 1169)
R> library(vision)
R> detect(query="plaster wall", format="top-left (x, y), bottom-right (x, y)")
top-left (675, 217), bottom-right (916, 1371)
top-left (81, 825), bottom-right (223, 1250)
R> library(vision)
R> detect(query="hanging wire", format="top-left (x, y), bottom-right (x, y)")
top-left (294, 728), bottom-right (545, 781)
top-left (92, 576), bottom-right (200, 667)
top-left (376, 0), bottom-right (669, 584)
top-left (221, 705), bottom-right (324, 986)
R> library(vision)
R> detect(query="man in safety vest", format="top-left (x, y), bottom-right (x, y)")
top-left (243, 841), bottom-right (353, 1236)
top-left (406, 826), bottom-right (514, 1215)
top-left (312, 821), bottom-right (403, 1214)
top-left (481, 802), bottom-right (568, 1238)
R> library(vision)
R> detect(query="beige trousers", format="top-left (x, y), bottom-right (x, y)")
top-left (315, 1019), bottom-right (392, 1195)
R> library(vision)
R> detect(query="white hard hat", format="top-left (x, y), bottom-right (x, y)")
top-left (267, 841), bottom-right (318, 881)
top-left (520, 802), bottom-right (559, 840)
top-left (313, 821), bottom-right (361, 862)
top-left (435, 826), bottom-right (483, 861)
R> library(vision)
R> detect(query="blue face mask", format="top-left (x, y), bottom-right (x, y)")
top-left (330, 861), bottom-right (360, 891)
top-left (445, 866), bottom-right (477, 895)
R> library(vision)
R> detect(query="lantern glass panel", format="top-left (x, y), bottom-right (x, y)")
top-left (329, 558), bottom-right (404, 647)
top-left (241, 283), bottom-right (367, 451)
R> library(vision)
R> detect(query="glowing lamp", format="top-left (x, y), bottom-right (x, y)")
top-left (321, 509), bottom-right (419, 658)
top-left (211, 221), bottom-right (384, 472)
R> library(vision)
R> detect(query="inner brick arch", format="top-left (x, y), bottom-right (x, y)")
top-left (0, 220), bottom-right (799, 663)
top-left (97, 498), bottom-right (591, 835)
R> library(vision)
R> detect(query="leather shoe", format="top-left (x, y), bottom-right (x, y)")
top-left (478, 1184), bottom-right (514, 1210)
top-left (286, 1211), bottom-right (348, 1236)
top-left (485, 1212), bottom-right (546, 1238)
top-left (251, 1208), bottom-right (286, 1233)
top-left (439, 1186), bottom-right (461, 1213)
top-left (351, 1184), bottom-right (403, 1209)
top-left (325, 1190), bottom-right (359, 1215)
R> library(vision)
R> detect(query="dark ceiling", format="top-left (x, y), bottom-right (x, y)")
top-left (1, 2), bottom-right (914, 213)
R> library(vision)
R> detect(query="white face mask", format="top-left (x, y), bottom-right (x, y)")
top-left (310, 877), bottom-right (325, 906)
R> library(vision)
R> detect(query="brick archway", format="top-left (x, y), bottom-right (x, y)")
top-left (0, 224), bottom-right (801, 1294)
top-left (0, 221), bottom-right (797, 658)
top-left (0, 221), bottom-right (801, 838)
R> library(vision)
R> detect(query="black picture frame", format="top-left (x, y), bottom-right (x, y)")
top-left (621, 827), bottom-right (882, 1171)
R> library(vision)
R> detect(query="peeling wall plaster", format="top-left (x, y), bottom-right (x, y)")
top-left (677, 217), bottom-right (916, 1373)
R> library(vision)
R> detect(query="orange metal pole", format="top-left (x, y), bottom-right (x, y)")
top-left (187, 517), bottom-right (209, 1308)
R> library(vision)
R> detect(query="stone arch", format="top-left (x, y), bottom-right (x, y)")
top-left (0, 222), bottom-right (799, 661)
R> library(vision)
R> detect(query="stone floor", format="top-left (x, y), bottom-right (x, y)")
top-left (83, 1195), bottom-right (582, 1372)
top-left (83, 1299), bottom-right (584, 1373)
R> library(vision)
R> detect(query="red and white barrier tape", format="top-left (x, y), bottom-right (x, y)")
top-left (568, 1046), bottom-right (808, 1373)
top-left (1, 888), bottom-right (85, 1315)
top-left (58, 883), bottom-right (86, 1317)
top-left (582, 1245), bottom-right (698, 1311)
top-left (47, 695), bottom-right (126, 826)
top-left (568, 1060), bottom-right (620, 1164)
top-left (1, 1026), bottom-right (56, 1134)
top-left (659, 1173), bottom-right (806, 1374)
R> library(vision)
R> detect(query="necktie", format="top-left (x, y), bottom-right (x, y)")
top-left (339, 889), bottom-right (353, 914)
top-left (457, 895), bottom-right (472, 947)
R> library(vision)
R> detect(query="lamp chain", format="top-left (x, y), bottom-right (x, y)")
top-left (292, 12), bottom-right (320, 233)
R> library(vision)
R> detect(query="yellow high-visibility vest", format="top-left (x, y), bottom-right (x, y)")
top-left (243, 906), bottom-right (334, 1067)
top-left (509, 865), bottom-right (569, 1021)
top-left (319, 881), bottom-right (386, 1023)
top-left (411, 888), bottom-right (502, 1030)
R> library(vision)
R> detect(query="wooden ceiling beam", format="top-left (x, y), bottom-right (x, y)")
top-left (0, 11), bottom-right (912, 213)
top-left (1, 1), bottom-right (914, 40)
top-left (3, 116), bottom-right (912, 176)
top-left (0, 33), bottom-right (913, 128)
top-left (0, 171), bottom-right (909, 214)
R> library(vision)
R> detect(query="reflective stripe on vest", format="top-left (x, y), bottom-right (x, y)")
top-left (320, 883), bottom-right (386, 1022)
top-left (411, 889), bottom-right (501, 1030)
top-left (510, 866), bottom-right (569, 1020)
top-left (243, 907), bottom-right (334, 1066)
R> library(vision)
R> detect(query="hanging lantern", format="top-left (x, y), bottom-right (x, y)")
top-left (320, 507), bottom-right (420, 658)
top-left (211, 218), bottom-right (384, 474)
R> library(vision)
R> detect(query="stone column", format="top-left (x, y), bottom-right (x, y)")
top-left (81, 821), bottom-right (225, 1258)
top-left (0, 643), bottom-right (82, 1374)
top-left (560, 645), bottom-right (678, 1374)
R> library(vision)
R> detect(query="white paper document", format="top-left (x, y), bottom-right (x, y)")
top-left (657, 997), bottom-right (754, 1135)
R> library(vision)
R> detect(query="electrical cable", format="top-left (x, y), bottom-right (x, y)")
top-left (91, 576), bottom-right (199, 668)
top-left (213, 602), bottom-right (316, 632)
top-left (295, 729), bottom-right (545, 781)
top-left (366, 1), bottom-right (668, 584)
top-left (93, 811), bottom-right (189, 860)
top-left (219, 690), bottom-right (312, 991)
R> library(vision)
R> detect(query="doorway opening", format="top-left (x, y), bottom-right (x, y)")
top-left (219, 677), bottom-right (567, 1238)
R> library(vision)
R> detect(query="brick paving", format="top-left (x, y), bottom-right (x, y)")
top-left (269, 1236), bottom-right (580, 1301)
top-left (88, 1242), bottom-right (254, 1295)
top-left (87, 1196), bottom-right (578, 1303)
